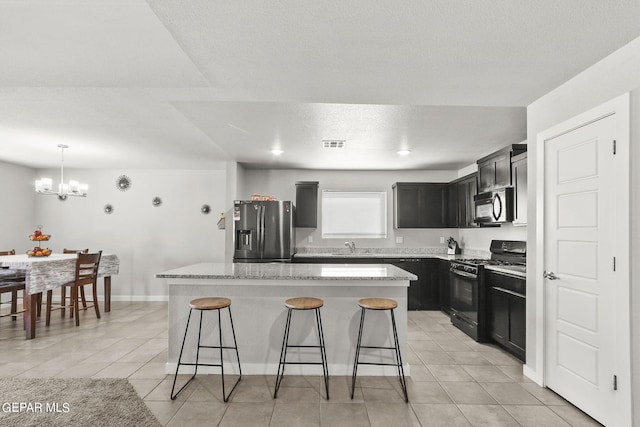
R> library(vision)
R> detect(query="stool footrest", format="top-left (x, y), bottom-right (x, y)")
top-left (177, 362), bottom-right (224, 368)
top-left (282, 361), bottom-right (325, 365)
top-left (285, 345), bottom-right (324, 348)
top-left (359, 346), bottom-right (397, 350)
top-left (353, 361), bottom-right (402, 367)
top-left (198, 345), bottom-right (239, 350)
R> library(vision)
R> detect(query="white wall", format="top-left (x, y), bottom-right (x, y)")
top-left (31, 168), bottom-right (227, 299)
top-left (527, 36), bottom-right (640, 424)
top-left (0, 161), bottom-right (36, 250)
top-left (240, 168), bottom-right (526, 251)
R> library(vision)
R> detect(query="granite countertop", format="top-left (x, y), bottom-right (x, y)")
top-left (156, 262), bottom-right (417, 281)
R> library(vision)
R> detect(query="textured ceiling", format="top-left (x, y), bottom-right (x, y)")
top-left (0, 0), bottom-right (639, 170)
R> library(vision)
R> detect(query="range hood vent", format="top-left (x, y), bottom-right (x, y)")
top-left (322, 140), bottom-right (346, 149)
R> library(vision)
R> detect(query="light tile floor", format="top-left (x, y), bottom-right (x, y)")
top-left (0, 302), bottom-right (603, 426)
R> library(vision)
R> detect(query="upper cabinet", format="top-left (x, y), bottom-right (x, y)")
top-left (511, 152), bottom-right (527, 226)
top-left (294, 181), bottom-right (318, 228)
top-left (457, 173), bottom-right (478, 228)
top-left (393, 183), bottom-right (448, 228)
top-left (447, 173), bottom-right (477, 228)
top-left (477, 144), bottom-right (527, 193)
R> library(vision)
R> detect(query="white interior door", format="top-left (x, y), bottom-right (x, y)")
top-left (542, 95), bottom-right (630, 426)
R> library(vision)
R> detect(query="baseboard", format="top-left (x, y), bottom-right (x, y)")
top-left (109, 295), bottom-right (168, 302)
top-left (523, 364), bottom-right (543, 386)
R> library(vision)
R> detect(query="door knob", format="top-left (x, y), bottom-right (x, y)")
top-left (543, 271), bottom-right (558, 280)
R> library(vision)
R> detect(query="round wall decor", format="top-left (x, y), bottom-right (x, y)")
top-left (116, 175), bottom-right (132, 191)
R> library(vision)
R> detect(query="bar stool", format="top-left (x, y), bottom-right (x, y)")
top-left (274, 297), bottom-right (329, 399)
top-left (170, 297), bottom-right (242, 402)
top-left (350, 297), bottom-right (408, 402)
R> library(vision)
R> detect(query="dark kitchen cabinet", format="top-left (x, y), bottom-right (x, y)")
top-left (438, 259), bottom-right (451, 314)
top-left (456, 173), bottom-right (477, 228)
top-left (447, 174), bottom-right (477, 228)
top-left (477, 144), bottom-right (527, 193)
top-left (395, 259), bottom-right (439, 310)
top-left (486, 270), bottom-right (526, 361)
top-left (393, 183), bottom-right (448, 228)
top-left (511, 153), bottom-right (527, 226)
top-left (294, 181), bottom-right (318, 228)
top-left (447, 182), bottom-right (458, 227)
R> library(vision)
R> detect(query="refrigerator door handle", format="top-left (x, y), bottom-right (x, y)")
top-left (255, 205), bottom-right (262, 255)
top-left (260, 204), bottom-right (266, 256)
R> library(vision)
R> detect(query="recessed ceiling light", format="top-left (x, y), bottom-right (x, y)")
top-left (271, 148), bottom-right (284, 155)
top-left (397, 149), bottom-right (411, 156)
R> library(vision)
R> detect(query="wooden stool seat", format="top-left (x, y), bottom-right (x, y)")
top-left (285, 297), bottom-right (323, 310)
top-left (190, 297), bottom-right (231, 310)
top-left (358, 297), bottom-right (398, 310)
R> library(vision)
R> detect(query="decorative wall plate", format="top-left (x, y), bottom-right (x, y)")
top-left (152, 197), bottom-right (162, 207)
top-left (201, 204), bottom-right (211, 214)
top-left (104, 204), bottom-right (114, 214)
top-left (116, 175), bottom-right (132, 191)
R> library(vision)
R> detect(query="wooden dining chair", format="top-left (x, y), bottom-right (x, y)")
top-left (46, 251), bottom-right (102, 327)
top-left (0, 249), bottom-right (26, 321)
top-left (61, 249), bottom-right (90, 310)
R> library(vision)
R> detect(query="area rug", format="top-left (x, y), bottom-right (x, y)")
top-left (0, 378), bottom-right (160, 427)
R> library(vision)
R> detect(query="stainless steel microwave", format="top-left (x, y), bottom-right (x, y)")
top-left (474, 187), bottom-right (514, 224)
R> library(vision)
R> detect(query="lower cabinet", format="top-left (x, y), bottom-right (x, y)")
top-left (438, 259), bottom-right (451, 314)
top-left (396, 259), bottom-right (439, 310)
top-left (486, 271), bottom-right (526, 361)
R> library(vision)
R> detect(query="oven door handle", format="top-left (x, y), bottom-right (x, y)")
top-left (449, 268), bottom-right (477, 279)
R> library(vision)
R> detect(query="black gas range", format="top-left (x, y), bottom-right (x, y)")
top-left (449, 240), bottom-right (526, 341)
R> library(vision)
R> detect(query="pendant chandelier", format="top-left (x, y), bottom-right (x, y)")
top-left (35, 144), bottom-right (88, 201)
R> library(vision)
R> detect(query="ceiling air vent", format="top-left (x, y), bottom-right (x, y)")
top-left (322, 140), bottom-right (346, 149)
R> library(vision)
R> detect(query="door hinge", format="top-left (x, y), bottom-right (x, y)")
top-left (613, 375), bottom-right (618, 391)
top-left (613, 140), bottom-right (617, 155)
top-left (613, 257), bottom-right (616, 271)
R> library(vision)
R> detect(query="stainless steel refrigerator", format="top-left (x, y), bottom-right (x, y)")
top-left (233, 200), bottom-right (295, 263)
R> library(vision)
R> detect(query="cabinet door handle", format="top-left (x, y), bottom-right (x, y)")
top-left (543, 270), bottom-right (558, 280)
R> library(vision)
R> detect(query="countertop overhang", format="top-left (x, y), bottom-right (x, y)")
top-left (156, 262), bottom-right (417, 281)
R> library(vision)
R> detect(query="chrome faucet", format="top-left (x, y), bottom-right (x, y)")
top-left (344, 241), bottom-right (356, 253)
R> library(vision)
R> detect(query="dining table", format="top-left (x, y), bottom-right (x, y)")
top-left (0, 253), bottom-right (119, 339)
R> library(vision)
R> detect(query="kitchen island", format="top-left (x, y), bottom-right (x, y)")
top-left (156, 262), bottom-right (415, 376)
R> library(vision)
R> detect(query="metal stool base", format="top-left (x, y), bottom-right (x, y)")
top-left (170, 305), bottom-right (242, 402)
top-left (350, 307), bottom-right (408, 402)
top-left (274, 306), bottom-right (329, 399)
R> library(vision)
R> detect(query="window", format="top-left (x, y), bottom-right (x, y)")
top-left (321, 191), bottom-right (387, 238)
